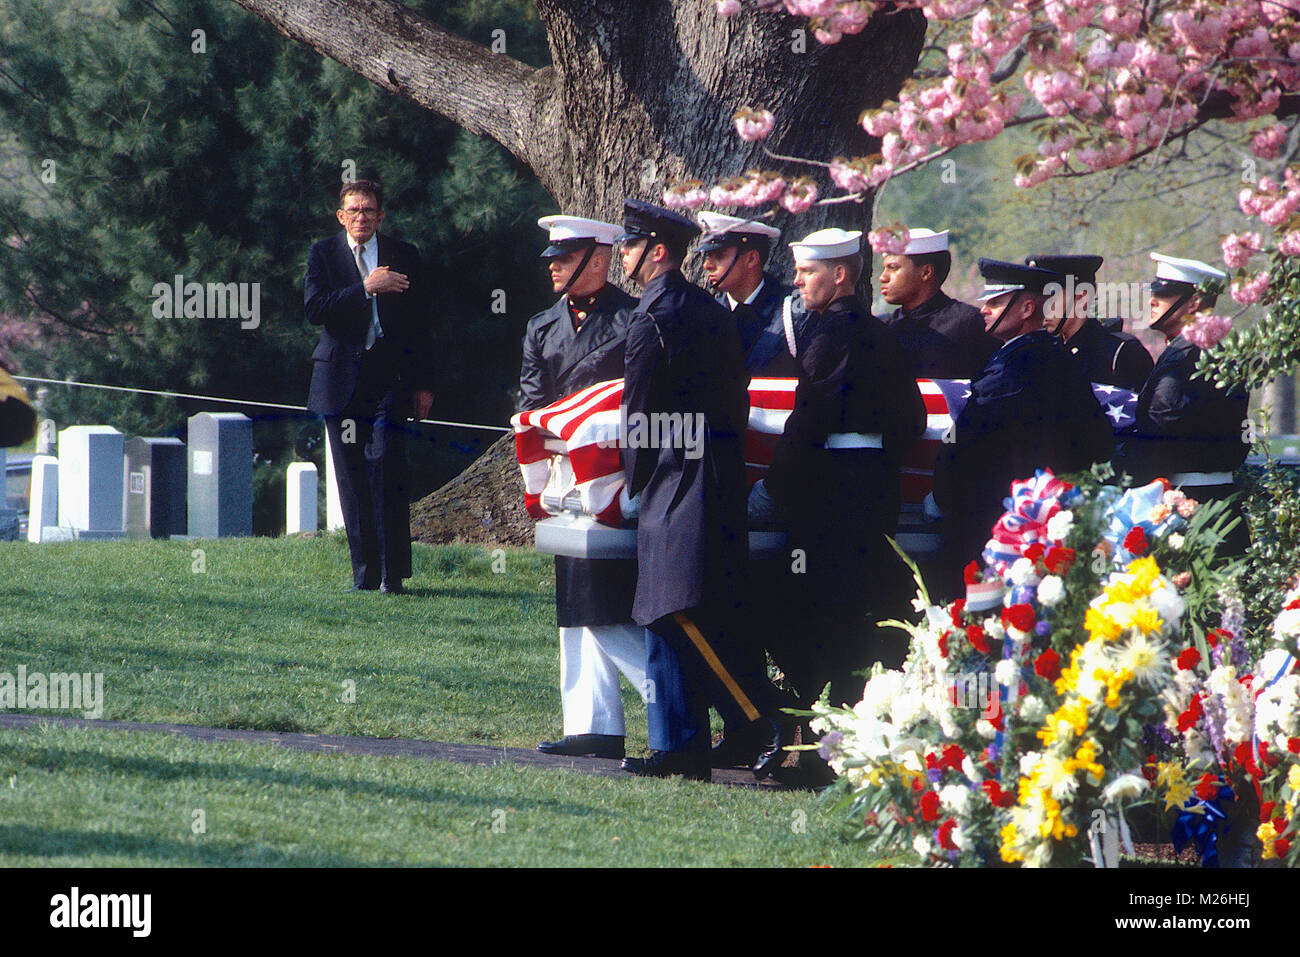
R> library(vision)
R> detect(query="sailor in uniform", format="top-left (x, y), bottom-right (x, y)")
top-left (880, 228), bottom-right (999, 379)
top-left (519, 215), bottom-right (645, 760)
top-left (616, 199), bottom-right (792, 781)
top-left (1025, 253), bottom-right (1154, 391)
top-left (748, 227), bottom-right (926, 710)
top-left (933, 259), bottom-right (1114, 599)
top-left (1115, 253), bottom-right (1250, 557)
top-left (696, 211), bottom-right (808, 377)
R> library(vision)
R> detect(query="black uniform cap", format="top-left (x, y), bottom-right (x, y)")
top-left (976, 258), bottom-right (1062, 300)
top-left (1024, 254), bottom-right (1104, 286)
top-left (616, 199), bottom-right (701, 248)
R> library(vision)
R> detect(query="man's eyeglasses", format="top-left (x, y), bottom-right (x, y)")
top-left (342, 206), bottom-right (380, 219)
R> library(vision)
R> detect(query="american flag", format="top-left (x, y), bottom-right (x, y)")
top-left (512, 378), bottom-right (1137, 527)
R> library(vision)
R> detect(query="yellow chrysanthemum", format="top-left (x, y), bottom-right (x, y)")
top-left (1259, 822), bottom-right (1279, 859)
top-left (1085, 606), bottom-right (1123, 642)
top-left (1288, 764), bottom-right (1300, 792)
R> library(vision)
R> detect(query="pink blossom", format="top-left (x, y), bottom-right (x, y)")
top-left (714, 0), bottom-right (742, 15)
top-left (1279, 231), bottom-right (1300, 258)
top-left (1260, 195), bottom-right (1300, 228)
top-left (867, 227), bottom-right (909, 256)
top-left (1230, 271), bottom-right (1270, 306)
top-left (779, 177), bottom-right (819, 215)
top-left (1220, 232), bottom-right (1263, 270)
top-left (1239, 188), bottom-right (1263, 217)
top-left (829, 157), bottom-right (872, 193)
top-left (861, 108), bottom-right (899, 137)
top-left (663, 182), bottom-right (708, 212)
top-left (733, 107), bottom-right (775, 142)
top-left (1182, 313), bottom-right (1234, 350)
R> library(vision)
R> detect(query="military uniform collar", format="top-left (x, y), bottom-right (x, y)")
top-left (895, 289), bottom-right (952, 322)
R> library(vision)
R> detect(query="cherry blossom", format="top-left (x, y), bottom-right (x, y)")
top-left (733, 107), bottom-right (775, 142)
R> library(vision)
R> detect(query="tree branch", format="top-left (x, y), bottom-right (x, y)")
top-left (224, 0), bottom-right (551, 169)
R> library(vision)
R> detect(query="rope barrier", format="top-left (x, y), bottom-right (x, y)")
top-left (13, 376), bottom-right (512, 433)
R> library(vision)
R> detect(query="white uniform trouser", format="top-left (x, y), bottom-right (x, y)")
top-left (559, 624), bottom-right (649, 736)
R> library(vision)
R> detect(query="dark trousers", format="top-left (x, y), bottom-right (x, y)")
top-left (645, 606), bottom-right (778, 753)
top-left (325, 354), bottom-right (412, 587)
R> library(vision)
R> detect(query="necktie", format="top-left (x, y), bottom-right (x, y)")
top-left (355, 244), bottom-right (383, 350)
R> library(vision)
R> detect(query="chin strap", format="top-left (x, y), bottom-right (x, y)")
top-left (629, 238), bottom-right (654, 286)
top-left (985, 290), bottom-right (1020, 339)
top-left (559, 244), bottom-right (598, 296)
top-left (707, 247), bottom-right (742, 293)
top-left (1154, 290), bottom-right (1195, 333)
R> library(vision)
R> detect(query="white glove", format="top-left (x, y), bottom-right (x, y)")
top-left (619, 486), bottom-right (641, 521)
top-left (747, 479), bottom-right (778, 522)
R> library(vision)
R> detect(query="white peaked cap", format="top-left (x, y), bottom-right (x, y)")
top-left (1150, 252), bottom-right (1226, 286)
top-left (697, 211), bottom-right (782, 241)
top-left (789, 227), bottom-right (863, 260)
top-left (537, 215), bottom-right (623, 245)
top-left (903, 228), bottom-right (949, 255)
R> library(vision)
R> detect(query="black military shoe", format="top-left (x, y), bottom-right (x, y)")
top-left (535, 734), bottom-right (625, 759)
top-left (621, 750), bottom-right (711, 782)
top-left (710, 724), bottom-right (765, 768)
top-left (752, 714), bottom-right (796, 780)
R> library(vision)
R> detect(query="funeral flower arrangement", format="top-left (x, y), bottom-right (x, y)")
top-left (810, 466), bottom-right (1297, 867)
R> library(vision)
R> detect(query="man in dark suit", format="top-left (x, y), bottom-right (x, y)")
top-left (933, 259), bottom-right (1114, 599)
top-left (1116, 253), bottom-right (1249, 556)
top-left (696, 211), bottom-right (807, 378)
top-left (616, 199), bottom-right (791, 782)
top-left (1026, 253), bottom-right (1154, 391)
top-left (305, 180), bottom-right (434, 594)
top-left (749, 227), bottom-right (927, 711)
top-left (880, 228), bottom-right (999, 379)
top-left (520, 215), bottom-right (644, 760)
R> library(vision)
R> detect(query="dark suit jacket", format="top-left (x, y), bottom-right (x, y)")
top-left (884, 290), bottom-right (999, 380)
top-left (622, 269), bottom-right (751, 626)
top-left (721, 273), bottom-right (807, 379)
top-left (305, 232), bottom-right (434, 415)
top-left (1059, 317), bottom-right (1154, 391)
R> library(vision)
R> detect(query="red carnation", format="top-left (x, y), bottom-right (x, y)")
top-left (982, 779), bottom-right (1014, 808)
top-left (941, 744), bottom-right (965, 771)
top-left (1034, 648), bottom-right (1062, 682)
top-left (966, 624), bottom-right (990, 654)
top-left (1233, 742), bottom-right (1262, 779)
top-left (1259, 741), bottom-right (1278, 768)
top-left (1286, 598), bottom-right (1300, 611)
top-left (963, 561), bottom-right (982, 585)
top-left (987, 710), bottom-right (1004, 732)
top-left (925, 752), bottom-right (940, 770)
top-left (1288, 738), bottom-right (1300, 754)
top-left (1276, 837), bottom-right (1292, 857)
top-left (1206, 628), bottom-right (1228, 648)
top-left (1024, 542), bottom-right (1046, 563)
top-left (1176, 647), bottom-right (1201, 671)
top-left (1261, 801), bottom-right (1276, 822)
top-left (1043, 546), bottom-right (1076, 575)
top-left (1195, 773), bottom-right (1219, 801)
top-left (949, 598), bottom-right (967, 626)
top-left (937, 818), bottom-right (959, 851)
top-left (920, 790), bottom-right (941, 823)
top-left (1177, 694), bottom-right (1204, 733)
top-left (1123, 526), bottom-right (1148, 555)
top-left (910, 776), bottom-right (924, 793)
top-left (1004, 603), bottom-right (1036, 633)
top-left (937, 632), bottom-right (949, 658)
top-left (1273, 816), bottom-right (1288, 835)
top-left (1142, 764), bottom-right (1157, 783)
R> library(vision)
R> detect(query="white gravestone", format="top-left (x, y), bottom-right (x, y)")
top-left (324, 430), bottom-right (345, 532)
top-left (57, 425), bottom-right (125, 539)
top-left (286, 462), bottom-right (318, 534)
top-left (28, 455), bottom-right (59, 543)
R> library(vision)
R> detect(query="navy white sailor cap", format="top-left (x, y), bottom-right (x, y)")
top-left (696, 211), bottom-right (782, 253)
top-left (902, 228), bottom-right (949, 255)
top-left (1149, 252), bottom-right (1226, 295)
top-left (537, 215), bottom-right (623, 258)
top-left (976, 258), bottom-right (1061, 301)
top-left (789, 227), bottom-right (863, 261)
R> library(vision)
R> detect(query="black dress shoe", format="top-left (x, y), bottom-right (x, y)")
top-left (379, 581), bottom-right (404, 595)
top-left (621, 750), bottom-right (711, 782)
top-left (752, 714), bottom-right (795, 780)
top-left (536, 734), bottom-right (625, 759)
top-left (710, 725), bottom-right (765, 768)
top-left (346, 583), bottom-right (378, 592)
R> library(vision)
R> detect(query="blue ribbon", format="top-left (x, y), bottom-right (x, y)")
top-left (1171, 784), bottom-right (1234, 868)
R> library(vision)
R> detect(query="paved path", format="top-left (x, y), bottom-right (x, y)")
top-left (0, 713), bottom-right (801, 789)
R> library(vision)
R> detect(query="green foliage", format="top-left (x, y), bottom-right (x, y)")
top-left (1198, 251), bottom-right (1300, 394)
top-left (0, 0), bottom-right (552, 530)
top-left (1239, 450), bottom-right (1300, 659)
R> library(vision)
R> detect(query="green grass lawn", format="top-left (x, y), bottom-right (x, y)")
top-left (0, 535), bottom-right (891, 866)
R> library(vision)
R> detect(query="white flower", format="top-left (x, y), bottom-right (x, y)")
top-left (1010, 557), bottom-right (1040, 586)
top-left (1115, 630), bottom-right (1171, 688)
top-left (984, 616), bottom-right (1006, 641)
top-left (995, 659), bottom-right (1020, 687)
top-left (1037, 575), bottom-right (1066, 608)
top-left (1168, 533), bottom-right (1185, 550)
top-left (859, 671), bottom-right (903, 719)
top-left (961, 755), bottom-right (981, 782)
top-left (976, 719), bottom-right (998, 739)
top-left (1019, 695), bottom-right (1047, 723)
top-left (1148, 583), bottom-right (1186, 634)
top-left (1019, 750), bottom-right (1041, 777)
top-left (1047, 510), bottom-right (1074, 542)
top-left (913, 834), bottom-right (932, 859)
top-left (1101, 773), bottom-right (1149, 803)
top-left (940, 783), bottom-right (972, 816)
top-left (951, 823), bottom-right (972, 851)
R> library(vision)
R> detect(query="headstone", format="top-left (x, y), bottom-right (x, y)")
top-left (324, 430), bottom-right (345, 531)
top-left (28, 455), bottom-right (58, 543)
top-left (286, 462), bottom-right (318, 534)
top-left (187, 412), bottom-right (253, 538)
top-left (57, 425), bottom-right (125, 539)
top-left (0, 448), bottom-right (15, 540)
top-left (124, 437), bottom-right (187, 539)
